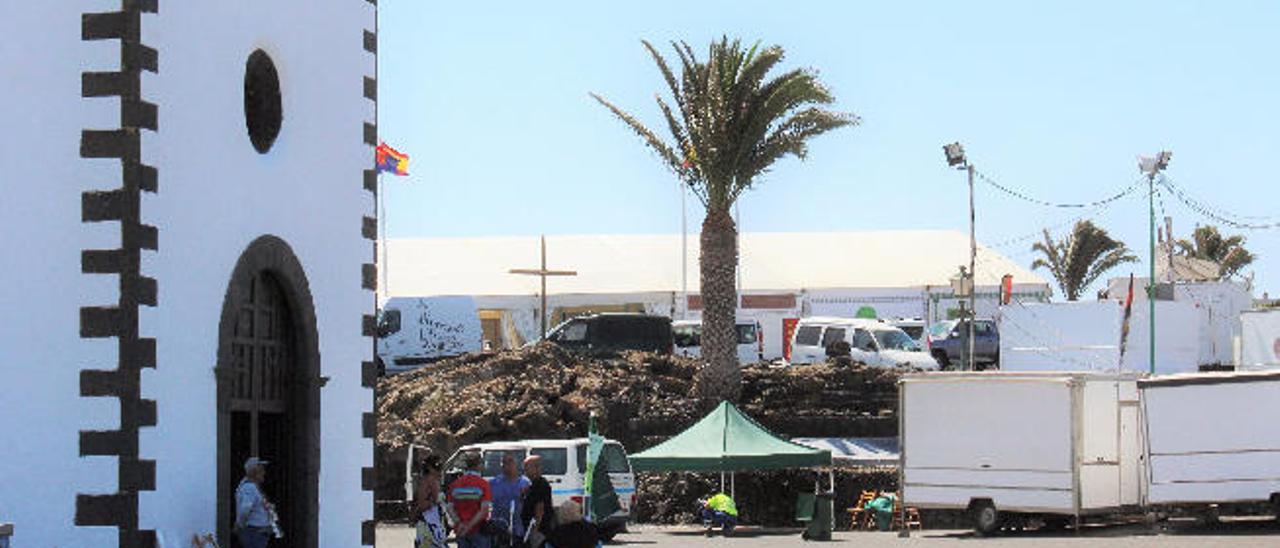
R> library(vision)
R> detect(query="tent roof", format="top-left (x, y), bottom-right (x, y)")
top-left (384, 231), bottom-right (1048, 297)
top-left (629, 401), bottom-right (831, 472)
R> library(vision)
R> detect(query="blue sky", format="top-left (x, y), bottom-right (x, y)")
top-left (378, 1), bottom-right (1280, 296)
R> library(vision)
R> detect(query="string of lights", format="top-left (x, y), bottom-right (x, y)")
top-left (1159, 176), bottom-right (1280, 230)
top-left (982, 184), bottom-right (1145, 253)
top-left (973, 169), bottom-right (1144, 209)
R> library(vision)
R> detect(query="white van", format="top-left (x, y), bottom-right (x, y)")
top-left (376, 296), bottom-right (483, 374)
top-left (441, 438), bottom-right (636, 540)
top-left (672, 319), bottom-right (764, 364)
top-left (788, 316), bottom-right (938, 369)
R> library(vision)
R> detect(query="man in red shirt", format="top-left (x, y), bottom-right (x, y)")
top-left (447, 451), bottom-right (493, 548)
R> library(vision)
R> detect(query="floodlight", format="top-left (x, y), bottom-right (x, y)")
top-left (943, 142), bottom-right (967, 167)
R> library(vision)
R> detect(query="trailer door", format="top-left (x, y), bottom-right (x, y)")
top-left (1119, 400), bottom-right (1142, 506)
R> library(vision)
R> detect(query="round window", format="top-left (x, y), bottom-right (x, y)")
top-left (243, 49), bottom-right (282, 153)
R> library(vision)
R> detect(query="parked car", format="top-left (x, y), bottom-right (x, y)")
top-left (788, 317), bottom-right (937, 369)
top-left (926, 319), bottom-right (999, 370)
top-left (376, 296), bottom-right (483, 375)
top-left (442, 438), bottom-right (636, 540)
top-left (672, 319), bottom-right (764, 365)
top-left (545, 313), bottom-right (673, 355)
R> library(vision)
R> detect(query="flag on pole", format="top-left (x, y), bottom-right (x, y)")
top-left (584, 413), bottom-right (621, 522)
top-left (375, 141), bottom-right (410, 176)
top-left (1118, 273), bottom-right (1136, 367)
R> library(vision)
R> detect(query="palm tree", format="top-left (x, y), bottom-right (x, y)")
top-left (1175, 225), bottom-right (1255, 279)
top-left (592, 38), bottom-right (856, 402)
top-left (1031, 220), bottom-right (1137, 301)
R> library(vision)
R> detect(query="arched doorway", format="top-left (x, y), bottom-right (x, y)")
top-left (216, 236), bottom-right (320, 547)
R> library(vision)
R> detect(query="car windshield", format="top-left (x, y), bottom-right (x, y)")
top-left (874, 329), bottom-right (921, 351)
top-left (673, 324), bottom-right (700, 348)
top-left (928, 321), bottom-right (956, 338)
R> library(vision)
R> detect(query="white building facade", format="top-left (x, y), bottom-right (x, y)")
top-left (1, 2), bottom-right (377, 546)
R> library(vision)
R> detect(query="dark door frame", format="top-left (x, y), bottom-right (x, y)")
top-left (215, 235), bottom-right (321, 547)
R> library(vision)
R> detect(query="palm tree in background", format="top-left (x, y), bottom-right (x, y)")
top-left (1031, 220), bottom-right (1137, 301)
top-left (1175, 224), bottom-right (1255, 279)
top-left (592, 38), bottom-right (856, 402)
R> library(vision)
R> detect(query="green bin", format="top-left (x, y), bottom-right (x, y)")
top-left (801, 492), bottom-right (833, 541)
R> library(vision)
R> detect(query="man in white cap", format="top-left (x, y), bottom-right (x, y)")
top-left (235, 456), bottom-right (275, 548)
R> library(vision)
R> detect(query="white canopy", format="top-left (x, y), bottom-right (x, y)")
top-left (384, 231), bottom-right (1047, 297)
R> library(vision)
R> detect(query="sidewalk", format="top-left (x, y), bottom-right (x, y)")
top-left (377, 519), bottom-right (1280, 547)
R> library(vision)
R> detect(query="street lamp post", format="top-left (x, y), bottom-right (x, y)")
top-left (1139, 151), bottom-right (1172, 375)
top-left (945, 142), bottom-right (977, 371)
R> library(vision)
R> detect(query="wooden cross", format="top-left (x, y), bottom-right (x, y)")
top-left (509, 235), bottom-right (577, 339)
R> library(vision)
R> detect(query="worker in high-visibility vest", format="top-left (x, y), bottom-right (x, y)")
top-left (700, 492), bottom-right (738, 536)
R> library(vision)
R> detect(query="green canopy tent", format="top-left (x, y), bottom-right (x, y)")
top-left (629, 401), bottom-right (832, 498)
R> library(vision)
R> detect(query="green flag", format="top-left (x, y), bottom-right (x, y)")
top-left (585, 413), bottom-right (621, 521)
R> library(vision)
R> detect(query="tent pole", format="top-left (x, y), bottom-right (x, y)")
top-left (731, 472), bottom-right (736, 500)
top-left (720, 471), bottom-right (725, 493)
top-left (829, 469), bottom-right (835, 492)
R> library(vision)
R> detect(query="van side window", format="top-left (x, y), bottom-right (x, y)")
top-left (530, 447), bottom-right (568, 475)
top-left (974, 321), bottom-right (994, 335)
top-left (795, 326), bottom-right (822, 346)
top-left (821, 327), bottom-right (846, 348)
top-left (736, 324), bottom-right (758, 345)
top-left (559, 320), bottom-right (588, 342)
top-left (853, 329), bottom-right (876, 351)
top-left (482, 449), bottom-right (528, 476)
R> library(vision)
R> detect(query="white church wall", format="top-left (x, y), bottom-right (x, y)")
top-left (0, 1), bottom-right (374, 545)
top-left (0, 2), bottom-right (127, 545)
top-left (137, 1), bottom-right (375, 545)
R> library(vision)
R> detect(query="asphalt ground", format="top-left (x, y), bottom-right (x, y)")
top-left (377, 517), bottom-right (1280, 547)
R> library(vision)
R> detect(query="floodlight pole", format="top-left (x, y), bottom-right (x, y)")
top-left (967, 164), bottom-right (977, 372)
top-left (1148, 169), bottom-right (1155, 375)
top-left (1141, 151), bottom-right (1170, 375)
top-left (944, 142), bottom-right (978, 371)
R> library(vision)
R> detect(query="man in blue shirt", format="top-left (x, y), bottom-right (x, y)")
top-left (235, 457), bottom-right (275, 548)
top-left (489, 453), bottom-right (531, 541)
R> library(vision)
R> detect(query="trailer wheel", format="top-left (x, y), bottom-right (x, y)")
top-left (970, 500), bottom-right (1000, 536)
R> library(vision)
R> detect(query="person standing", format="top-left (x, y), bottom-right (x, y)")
top-left (447, 451), bottom-right (493, 548)
top-left (489, 454), bottom-right (531, 543)
top-left (414, 463), bottom-right (449, 548)
top-left (520, 455), bottom-right (554, 547)
top-left (234, 457), bottom-right (275, 548)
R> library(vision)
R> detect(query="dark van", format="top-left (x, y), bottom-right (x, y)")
top-left (545, 313), bottom-right (674, 354)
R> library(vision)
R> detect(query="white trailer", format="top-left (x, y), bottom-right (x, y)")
top-left (1238, 310), bottom-right (1280, 370)
top-left (998, 301), bottom-right (1201, 374)
top-left (900, 372), bottom-right (1144, 534)
top-left (1139, 370), bottom-right (1280, 518)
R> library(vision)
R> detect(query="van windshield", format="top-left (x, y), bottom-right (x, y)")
top-left (874, 329), bottom-right (921, 351)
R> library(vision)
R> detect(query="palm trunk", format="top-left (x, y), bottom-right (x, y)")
top-left (695, 207), bottom-right (742, 403)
